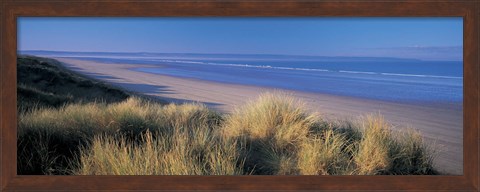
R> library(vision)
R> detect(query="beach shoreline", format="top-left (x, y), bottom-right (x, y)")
top-left (53, 57), bottom-right (463, 175)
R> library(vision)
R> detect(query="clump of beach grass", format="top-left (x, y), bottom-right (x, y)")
top-left (297, 129), bottom-right (354, 175)
top-left (74, 130), bottom-right (243, 175)
top-left (222, 92), bottom-right (316, 147)
top-left (353, 115), bottom-right (437, 175)
top-left (354, 115), bottom-right (395, 175)
top-left (221, 92), bottom-right (317, 174)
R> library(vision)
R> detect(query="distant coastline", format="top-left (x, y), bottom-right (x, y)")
top-left (19, 50), bottom-right (430, 62)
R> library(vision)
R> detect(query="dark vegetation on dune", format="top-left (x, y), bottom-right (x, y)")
top-left (17, 55), bottom-right (129, 112)
top-left (17, 56), bottom-right (439, 175)
top-left (17, 55), bottom-right (131, 174)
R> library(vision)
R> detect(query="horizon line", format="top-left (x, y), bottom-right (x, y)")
top-left (18, 49), bottom-right (464, 62)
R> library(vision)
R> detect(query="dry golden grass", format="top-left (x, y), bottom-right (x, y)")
top-left (18, 93), bottom-right (438, 175)
top-left (220, 92), bottom-right (316, 174)
top-left (297, 129), bottom-right (353, 175)
top-left (353, 115), bottom-right (437, 175)
top-left (74, 130), bottom-right (242, 175)
top-left (354, 115), bottom-right (394, 174)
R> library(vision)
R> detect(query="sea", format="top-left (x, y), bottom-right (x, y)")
top-left (22, 51), bottom-right (463, 104)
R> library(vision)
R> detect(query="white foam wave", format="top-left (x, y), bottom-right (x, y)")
top-left (154, 59), bottom-right (330, 72)
top-left (156, 59), bottom-right (462, 79)
top-left (380, 73), bottom-right (462, 79)
top-left (339, 70), bottom-right (377, 75)
top-left (52, 56), bottom-right (462, 80)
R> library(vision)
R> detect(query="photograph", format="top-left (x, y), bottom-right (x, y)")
top-left (17, 17), bottom-right (463, 175)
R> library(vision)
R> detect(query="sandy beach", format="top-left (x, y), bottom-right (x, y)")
top-left (54, 57), bottom-right (463, 175)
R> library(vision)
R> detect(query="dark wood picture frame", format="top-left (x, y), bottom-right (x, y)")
top-left (1, 0), bottom-right (478, 191)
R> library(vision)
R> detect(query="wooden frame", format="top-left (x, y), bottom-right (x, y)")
top-left (1, 0), bottom-right (478, 191)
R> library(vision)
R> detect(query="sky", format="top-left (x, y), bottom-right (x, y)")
top-left (18, 17), bottom-right (463, 61)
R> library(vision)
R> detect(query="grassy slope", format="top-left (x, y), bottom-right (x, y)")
top-left (17, 55), bottom-right (130, 174)
top-left (17, 56), bottom-right (438, 175)
top-left (17, 55), bottom-right (129, 112)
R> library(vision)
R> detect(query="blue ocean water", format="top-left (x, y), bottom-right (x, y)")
top-left (135, 59), bottom-right (463, 103)
top-left (28, 52), bottom-right (463, 104)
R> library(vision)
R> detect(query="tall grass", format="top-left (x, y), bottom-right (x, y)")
top-left (297, 129), bottom-right (353, 175)
top-left (18, 93), bottom-right (438, 175)
top-left (354, 115), bottom-right (393, 175)
top-left (74, 130), bottom-right (242, 175)
top-left (354, 115), bottom-right (437, 175)
top-left (18, 97), bottom-right (244, 175)
top-left (221, 92), bottom-right (316, 174)
top-left (222, 92), bottom-right (315, 145)
top-left (72, 100), bottom-right (243, 175)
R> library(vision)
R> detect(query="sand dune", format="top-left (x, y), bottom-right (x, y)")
top-left (54, 57), bottom-right (463, 175)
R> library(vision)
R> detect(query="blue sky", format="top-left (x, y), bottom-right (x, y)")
top-left (18, 17), bottom-right (463, 61)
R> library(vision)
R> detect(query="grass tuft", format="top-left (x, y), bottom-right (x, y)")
top-left (353, 115), bottom-right (437, 175)
top-left (297, 129), bottom-right (353, 175)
